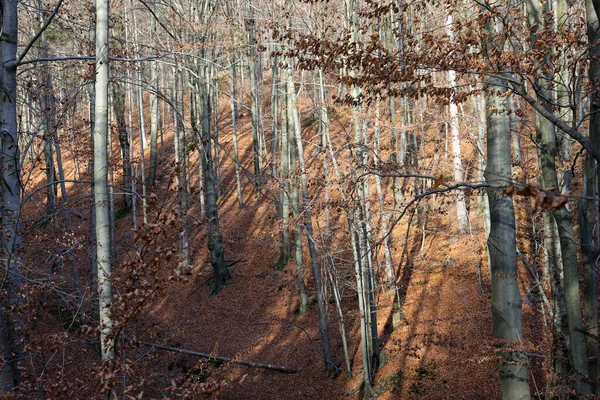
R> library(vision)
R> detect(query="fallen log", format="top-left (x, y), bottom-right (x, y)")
top-left (135, 340), bottom-right (297, 373)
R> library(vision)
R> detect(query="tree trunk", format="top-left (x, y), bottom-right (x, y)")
top-left (527, 0), bottom-right (591, 392)
top-left (484, 71), bottom-right (531, 398)
top-left (230, 54), bottom-right (243, 207)
top-left (446, 11), bottom-right (469, 234)
top-left (148, 38), bottom-right (159, 186)
top-left (173, 65), bottom-right (190, 271)
top-left (136, 71), bottom-right (148, 224)
top-left (201, 68), bottom-right (229, 295)
top-left (93, 0), bottom-right (115, 383)
top-left (583, 0), bottom-right (600, 392)
top-left (286, 75), bottom-right (310, 313)
top-left (272, 75), bottom-right (291, 272)
top-left (111, 82), bottom-right (133, 210)
top-left (287, 65), bottom-right (335, 374)
top-left (508, 95), bottom-right (521, 165)
top-left (0, 0), bottom-right (23, 392)
top-left (246, 6), bottom-right (263, 190)
top-left (38, 1), bottom-right (57, 217)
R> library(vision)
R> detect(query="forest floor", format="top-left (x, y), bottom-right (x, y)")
top-left (19, 89), bottom-right (550, 399)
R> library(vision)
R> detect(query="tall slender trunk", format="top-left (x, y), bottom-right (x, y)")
top-left (200, 62), bottom-right (229, 295)
top-left (508, 95), bottom-right (521, 165)
top-left (374, 101), bottom-right (395, 289)
top-left (246, 5), bottom-right (263, 189)
top-left (38, 1), bottom-right (57, 216)
top-left (286, 77), bottom-right (309, 313)
top-left (111, 83), bottom-right (132, 210)
top-left (527, 0), bottom-right (590, 392)
top-left (42, 83), bottom-right (57, 216)
top-left (271, 55), bottom-right (279, 177)
top-left (287, 65), bottom-right (335, 374)
top-left (230, 54), bottom-right (243, 207)
top-left (136, 73), bottom-right (148, 224)
top-left (210, 61), bottom-right (222, 197)
top-left (272, 78), bottom-right (292, 272)
top-left (148, 8), bottom-right (159, 186)
top-left (582, 0), bottom-right (600, 392)
top-left (174, 65), bottom-right (190, 271)
top-left (446, 11), bottom-right (469, 234)
top-left (389, 96), bottom-right (404, 212)
top-left (0, 0), bottom-right (23, 392)
top-left (483, 44), bottom-right (531, 400)
top-left (93, 0), bottom-right (115, 380)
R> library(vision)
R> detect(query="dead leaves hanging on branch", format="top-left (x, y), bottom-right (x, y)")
top-left (503, 182), bottom-right (569, 211)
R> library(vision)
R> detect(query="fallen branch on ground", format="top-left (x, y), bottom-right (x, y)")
top-left (134, 340), bottom-right (297, 373)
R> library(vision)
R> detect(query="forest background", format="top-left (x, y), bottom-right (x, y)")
top-left (0, 0), bottom-right (599, 398)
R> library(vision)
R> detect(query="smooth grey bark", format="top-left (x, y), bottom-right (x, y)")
top-left (287, 66), bottom-right (335, 374)
top-left (210, 62), bottom-right (222, 197)
top-left (374, 100), bottom-right (395, 291)
top-left (272, 80), bottom-right (292, 272)
top-left (38, 1), bottom-right (57, 216)
top-left (173, 65), bottom-right (190, 271)
top-left (190, 80), bottom-right (206, 219)
top-left (582, 0), bottom-right (600, 392)
top-left (508, 95), bottom-right (521, 165)
top-left (41, 84), bottom-right (57, 216)
top-left (0, 0), bottom-right (23, 392)
top-left (446, 11), bottom-right (469, 234)
top-left (200, 63), bottom-right (229, 295)
top-left (472, 92), bottom-right (490, 237)
top-left (388, 9), bottom-right (404, 214)
top-left (270, 54), bottom-right (279, 177)
top-left (136, 71), bottom-right (148, 224)
top-left (527, 0), bottom-right (590, 392)
top-left (344, 1), bottom-right (379, 393)
top-left (93, 0), bottom-right (115, 375)
top-left (389, 96), bottom-right (404, 210)
top-left (87, 1), bottom-right (99, 321)
top-left (484, 72), bottom-right (531, 400)
top-left (286, 81), bottom-right (309, 314)
top-left (111, 83), bottom-right (132, 210)
top-left (230, 54), bottom-right (243, 207)
top-left (541, 210), bottom-right (570, 384)
top-left (148, 58), bottom-right (159, 186)
top-left (556, 0), bottom-right (573, 164)
top-left (246, 5), bottom-right (263, 189)
top-left (318, 68), bottom-right (332, 235)
top-left (148, 5), bottom-right (159, 187)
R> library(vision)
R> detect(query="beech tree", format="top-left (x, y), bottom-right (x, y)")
top-left (4, 0), bottom-right (600, 397)
top-left (0, 0), bottom-right (23, 392)
top-left (92, 0), bottom-right (115, 377)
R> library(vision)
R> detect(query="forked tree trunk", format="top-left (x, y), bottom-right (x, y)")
top-left (527, 0), bottom-right (590, 393)
top-left (286, 65), bottom-right (335, 374)
top-left (286, 74), bottom-right (309, 314)
top-left (200, 63), bottom-right (229, 295)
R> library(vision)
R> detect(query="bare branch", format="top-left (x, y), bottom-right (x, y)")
top-left (14, 0), bottom-right (65, 68)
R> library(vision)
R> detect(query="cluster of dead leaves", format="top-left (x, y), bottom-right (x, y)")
top-left (503, 182), bottom-right (569, 210)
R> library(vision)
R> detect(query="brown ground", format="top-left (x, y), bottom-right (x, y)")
top-left (18, 83), bottom-right (551, 399)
